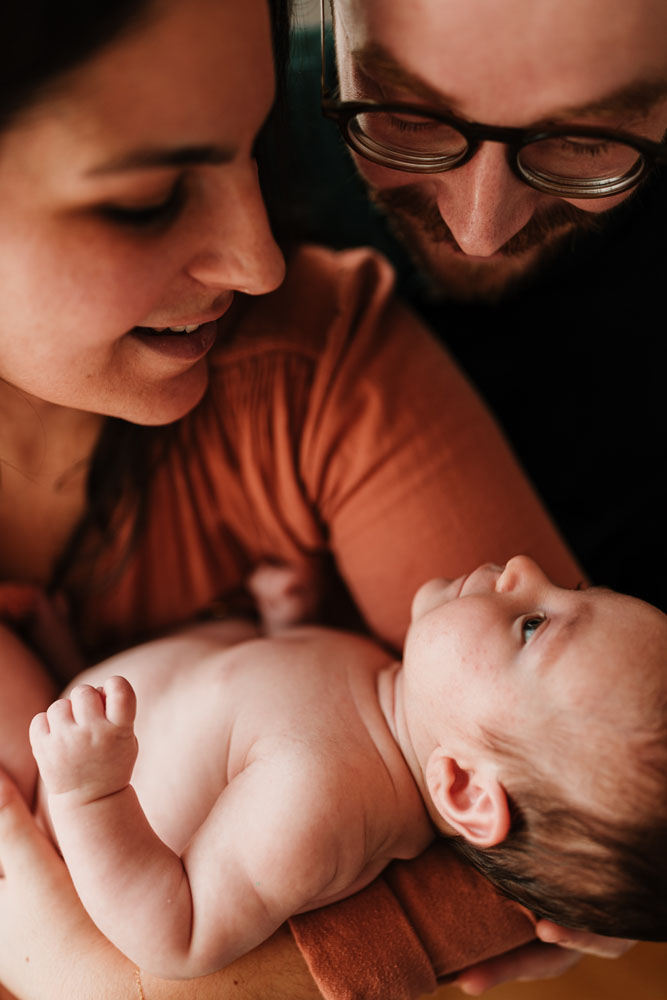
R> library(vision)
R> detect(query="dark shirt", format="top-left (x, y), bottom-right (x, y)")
top-left (286, 27), bottom-right (667, 610)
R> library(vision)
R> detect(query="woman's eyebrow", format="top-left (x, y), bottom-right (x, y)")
top-left (86, 144), bottom-right (235, 176)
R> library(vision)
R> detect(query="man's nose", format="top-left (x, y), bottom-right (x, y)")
top-left (495, 555), bottom-right (548, 594)
top-left (185, 163), bottom-right (286, 296)
top-left (433, 142), bottom-right (543, 256)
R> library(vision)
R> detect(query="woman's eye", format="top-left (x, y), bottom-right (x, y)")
top-left (99, 179), bottom-right (185, 230)
top-left (521, 615), bottom-right (545, 643)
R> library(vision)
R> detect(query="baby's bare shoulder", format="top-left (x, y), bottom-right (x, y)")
top-left (232, 628), bottom-right (392, 744)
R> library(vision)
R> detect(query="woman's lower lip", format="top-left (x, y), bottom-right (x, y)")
top-left (129, 319), bottom-right (218, 361)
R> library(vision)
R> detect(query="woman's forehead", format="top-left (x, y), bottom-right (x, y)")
top-left (0, 0), bottom-right (275, 187)
top-left (10, 0), bottom-right (273, 148)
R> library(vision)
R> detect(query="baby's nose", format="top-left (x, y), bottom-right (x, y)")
top-left (495, 555), bottom-right (545, 594)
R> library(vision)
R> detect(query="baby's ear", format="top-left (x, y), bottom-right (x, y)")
top-left (425, 749), bottom-right (510, 847)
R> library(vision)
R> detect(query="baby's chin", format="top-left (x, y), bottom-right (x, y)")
top-left (411, 576), bottom-right (459, 622)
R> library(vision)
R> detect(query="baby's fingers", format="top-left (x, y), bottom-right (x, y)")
top-left (45, 697), bottom-right (75, 729)
top-left (535, 920), bottom-right (636, 958)
top-left (102, 676), bottom-right (136, 728)
top-left (70, 684), bottom-right (106, 726)
top-left (28, 711), bottom-right (50, 746)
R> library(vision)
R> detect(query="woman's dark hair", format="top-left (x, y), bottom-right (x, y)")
top-left (1, 0), bottom-right (292, 129)
top-left (0, 0), bottom-right (293, 610)
top-left (1, 1), bottom-right (156, 129)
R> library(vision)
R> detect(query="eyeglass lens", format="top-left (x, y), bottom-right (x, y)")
top-left (346, 110), bottom-right (644, 191)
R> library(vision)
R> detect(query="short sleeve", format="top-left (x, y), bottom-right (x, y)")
top-left (294, 247), bottom-right (581, 648)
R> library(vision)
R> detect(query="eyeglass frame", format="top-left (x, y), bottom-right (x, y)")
top-left (318, 0), bottom-right (667, 198)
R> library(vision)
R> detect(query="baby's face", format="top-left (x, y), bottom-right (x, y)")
top-left (403, 556), bottom-right (667, 800)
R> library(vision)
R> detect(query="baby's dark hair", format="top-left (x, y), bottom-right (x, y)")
top-left (451, 721), bottom-right (667, 941)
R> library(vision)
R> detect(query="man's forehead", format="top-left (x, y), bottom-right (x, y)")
top-left (351, 41), bottom-right (667, 125)
top-left (334, 0), bottom-right (667, 125)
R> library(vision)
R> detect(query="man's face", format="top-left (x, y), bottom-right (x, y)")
top-left (333, 0), bottom-right (667, 300)
top-left (402, 557), bottom-right (667, 806)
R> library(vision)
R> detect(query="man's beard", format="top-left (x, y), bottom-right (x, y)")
top-left (370, 183), bottom-right (606, 302)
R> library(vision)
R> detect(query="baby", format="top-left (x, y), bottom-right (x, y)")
top-left (17, 556), bottom-right (667, 979)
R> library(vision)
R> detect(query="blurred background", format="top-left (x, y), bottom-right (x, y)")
top-left (427, 942), bottom-right (667, 999)
top-left (292, 0), bottom-right (319, 26)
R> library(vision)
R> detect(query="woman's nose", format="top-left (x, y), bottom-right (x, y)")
top-left (185, 162), bottom-right (285, 296)
top-left (495, 555), bottom-right (548, 594)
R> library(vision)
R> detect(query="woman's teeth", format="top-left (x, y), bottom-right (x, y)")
top-left (152, 324), bottom-right (202, 334)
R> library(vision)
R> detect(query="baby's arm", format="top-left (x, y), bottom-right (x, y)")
top-left (29, 680), bottom-right (344, 980)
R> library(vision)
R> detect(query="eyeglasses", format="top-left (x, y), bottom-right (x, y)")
top-left (319, 0), bottom-right (667, 199)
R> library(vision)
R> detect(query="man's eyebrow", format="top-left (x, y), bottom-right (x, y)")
top-left (353, 43), bottom-right (667, 123)
top-left (547, 79), bottom-right (667, 123)
top-left (537, 602), bottom-right (594, 671)
top-left (86, 144), bottom-right (235, 177)
top-left (352, 43), bottom-right (463, 110)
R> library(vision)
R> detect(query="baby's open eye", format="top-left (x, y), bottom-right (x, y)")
top-left (521, 615), bottom-right (545, 643)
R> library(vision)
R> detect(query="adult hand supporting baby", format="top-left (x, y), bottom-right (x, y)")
top-left (0, 769), bottom-right (103, 1000)
top-left (453, 918), bottom-right (635, 995)
top-left (0, 770), bottom-right (320, 1000)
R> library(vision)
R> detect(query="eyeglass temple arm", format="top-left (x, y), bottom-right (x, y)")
top-left (320, 0), bottom-right (327, 95)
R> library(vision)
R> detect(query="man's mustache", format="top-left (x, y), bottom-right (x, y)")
top-left (371, 183), bottom-right (602, 257)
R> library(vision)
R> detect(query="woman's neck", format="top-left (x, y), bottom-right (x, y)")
top-left (0, 384), bottom-right (104, 485)
top-left (0, 384), bottom-right (105, 584)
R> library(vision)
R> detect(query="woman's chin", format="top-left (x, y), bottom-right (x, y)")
top-left (112, 361), bottom-right (210, 426)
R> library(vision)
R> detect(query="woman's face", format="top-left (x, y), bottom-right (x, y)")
top-left (0, 0), bottom-right (285, 426)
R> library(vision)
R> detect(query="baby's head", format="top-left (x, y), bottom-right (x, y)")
top-left (401, 556), bottom-right (667, 939)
